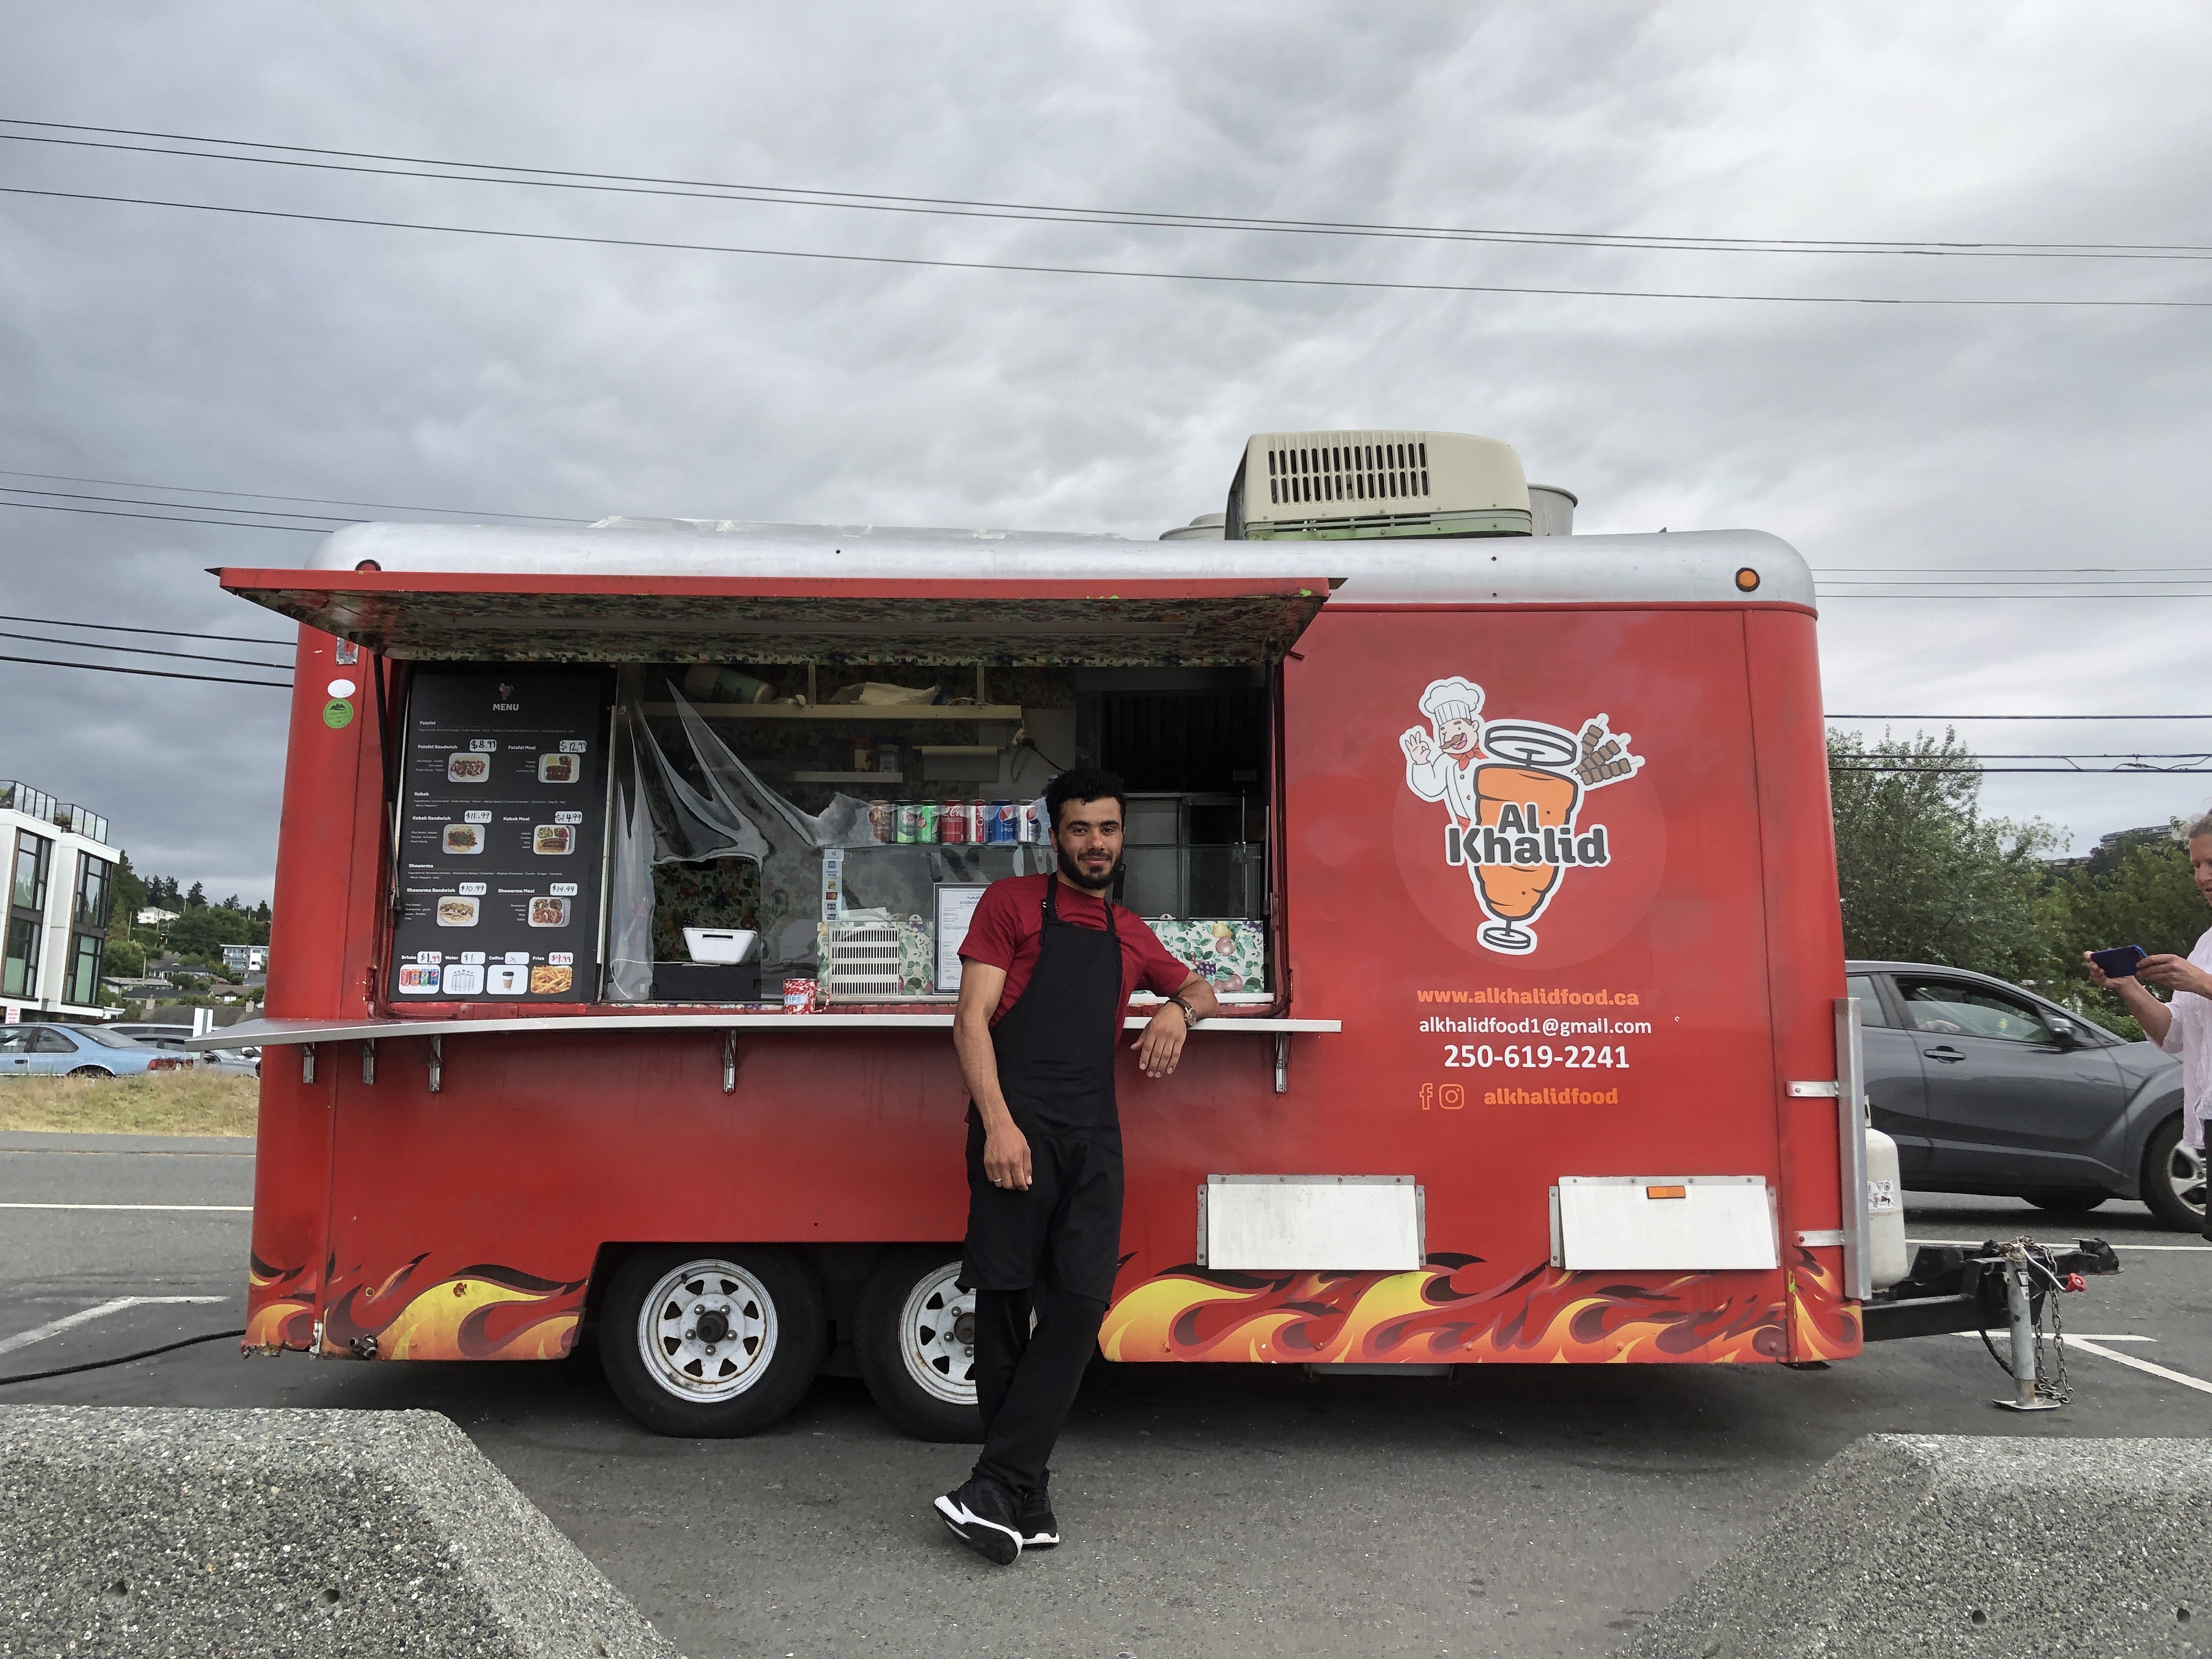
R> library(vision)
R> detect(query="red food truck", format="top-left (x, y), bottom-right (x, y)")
top-left (202, 428), bottom-right (1898, 1440)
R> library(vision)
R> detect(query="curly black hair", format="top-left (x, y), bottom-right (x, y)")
top-left (1045, 765), bottom-right (1128, 831)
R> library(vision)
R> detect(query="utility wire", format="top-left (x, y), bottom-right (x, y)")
top-left (4, 117), bottom-right (2205, 261)
top-left (8, 184), bottom-right (2208, 311)
top-left (0, 466), bottom-right (589, 524)
top-left (0, 496), bottom-right (324, 532)
top-left (0, 628), bottom-right (292, 672)
top-left (0, 651), bottom-right (291, 689)
top-left (0, 1327), bottom-right (246, 1387)
top-left (0, 483), bottom-right (357, 524)
top-left (0, 612), bottom-right (295, 648)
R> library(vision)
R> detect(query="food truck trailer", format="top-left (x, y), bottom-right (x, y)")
top-left (202, 428), bottom-right (1909, 1440)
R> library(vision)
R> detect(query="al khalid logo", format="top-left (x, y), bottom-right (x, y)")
top-left (1399, 676), bottom-right (1644, 956)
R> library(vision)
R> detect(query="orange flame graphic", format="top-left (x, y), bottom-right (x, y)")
top-left (243, 1251), bottom-right (317, 1354)
top-left (323, 1256), bottom-right (586, 1361)
top-left (1102, 1248), bottom-right (1860, 1365)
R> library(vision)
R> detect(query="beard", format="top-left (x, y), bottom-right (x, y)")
top-left (1056, 843), bottom-right (1120, 894)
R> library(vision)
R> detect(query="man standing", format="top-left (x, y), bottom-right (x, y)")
top-left (934, 766), bottom-right (1220, 1564)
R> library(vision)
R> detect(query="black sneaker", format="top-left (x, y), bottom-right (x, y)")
top-left (1017, 1484), bottom-right (1060, 1549)
top-left (934, 1476), bottom-right (1023, 1565)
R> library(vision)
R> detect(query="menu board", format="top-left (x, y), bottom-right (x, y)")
top-left (388, 669), bottom-right (612, 1003)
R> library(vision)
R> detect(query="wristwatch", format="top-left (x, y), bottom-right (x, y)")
top-left (1169, 993), bottom-right (1202, 1026)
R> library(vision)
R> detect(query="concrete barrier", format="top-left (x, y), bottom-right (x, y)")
top-left (1626, 1434), bottom-right (2211, 1658)
top-left (0, 1404), bottom-right (679, 1657)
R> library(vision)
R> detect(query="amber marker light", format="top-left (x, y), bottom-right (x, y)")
top-left (1645, 1184), bottom-right (1688, 1200)
top-left (1734, 567), bottom-right (1760, 592)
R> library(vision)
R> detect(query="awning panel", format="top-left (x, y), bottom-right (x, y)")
top-left (218, 572), bottom-right (1333, 667)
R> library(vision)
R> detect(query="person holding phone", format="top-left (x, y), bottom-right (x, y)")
top-left (2085, 814), bottom-right (2212, 1238)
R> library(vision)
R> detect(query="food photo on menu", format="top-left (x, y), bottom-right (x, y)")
top-left (446, 752), bottom-right (491, 782)
top-left (437, 896), bottom-right (480, 927)
top-left (443, 823), bottom-right (483, 855)
top-left (534, 824), bottom-right (573, 855)
top-left (538, 752), bottom-right (578, 783)
top-left (529, 896), bottom-right (571, 927)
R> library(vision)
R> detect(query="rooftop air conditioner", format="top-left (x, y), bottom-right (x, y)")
top-left (1224, 430), bottom-right (1531, 540)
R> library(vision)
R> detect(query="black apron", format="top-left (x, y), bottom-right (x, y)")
top-left (961, 874), bottom-right (1127, 1301)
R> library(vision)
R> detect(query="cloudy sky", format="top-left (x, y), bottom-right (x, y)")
top-left (4, 2), bottom-right (2210, 900)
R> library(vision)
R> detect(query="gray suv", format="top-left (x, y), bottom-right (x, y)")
top-left (1850, 960), bottom-right (2199, 1229)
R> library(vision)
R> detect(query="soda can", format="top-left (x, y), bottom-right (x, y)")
top-left (939, 800), bottom-right (968, 843)
top-left (916, 802), bottom-right (940, 843)
top-left (968, 802), bottom-right (990, 842)
top-left (895, 803), bottom-right (923, 844)
top-left (782, 977), bottom-right (819, 1014)
top-left (868, 800), bottom-right (894, 843)
top-left (1022, 799), bottom-right (1049, 844)
top-left (986, 802), bottom-right (1018, 843)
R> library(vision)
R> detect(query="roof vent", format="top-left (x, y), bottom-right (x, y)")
top-left (1224, 430), bottom-right (1531, 540)
top-left (1159, 512), bottom-right (1227, 541)
top-left (1528, 484), bottom-right (1577, 536)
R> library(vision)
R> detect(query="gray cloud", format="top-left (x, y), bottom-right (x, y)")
top-left (3, 0), bottom-right (2211, 898)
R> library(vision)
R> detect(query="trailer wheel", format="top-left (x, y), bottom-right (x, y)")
top-left (2142, 1115), bottom-right (2207, 1233)
top-left (855, 1248), bottom-right (983, 1443)
top-left (599, 1247), bottom-right (823, 1437)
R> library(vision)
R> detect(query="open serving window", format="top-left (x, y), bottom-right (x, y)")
top-left (228, 571), bottom-right (1329, 1014)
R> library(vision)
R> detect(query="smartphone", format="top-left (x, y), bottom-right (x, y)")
top-left (2090, 945), bottom-right (2147, 979)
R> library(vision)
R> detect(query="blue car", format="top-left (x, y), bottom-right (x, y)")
top-left (0, 1023), bottom-right (192, 1079)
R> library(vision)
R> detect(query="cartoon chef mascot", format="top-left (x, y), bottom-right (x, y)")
top-left (1400, 676), bottom-right (1487, 825)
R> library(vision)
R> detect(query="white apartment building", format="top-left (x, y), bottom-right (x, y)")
top-left (2, 781), bottom-right (117, 1022)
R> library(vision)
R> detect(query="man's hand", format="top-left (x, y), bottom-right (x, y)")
top-left (2083, 951), bottom-right (2130, 989)
top-left (2138, 954), bottom-right (2212, 999)
top-left (1133, 1003), bottom-right (1190, 1079)
top-left (983, 1120), bottom-right (1033, 1190)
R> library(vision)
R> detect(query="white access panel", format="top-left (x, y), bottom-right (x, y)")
top-left (1198, 1176), bottom-right (1423, 1272)
top-left (1550, 1176), bottom-right (1778, 1272)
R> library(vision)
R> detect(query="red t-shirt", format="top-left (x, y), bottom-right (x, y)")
top-left (958, 873), bottom-right (1193, 1023)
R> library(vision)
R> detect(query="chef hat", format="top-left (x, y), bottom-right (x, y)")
top-left (1419, 676), bottom-right (1485, 726)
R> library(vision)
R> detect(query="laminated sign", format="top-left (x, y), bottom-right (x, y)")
top-left (388, 669), bottom-right (612, 1001)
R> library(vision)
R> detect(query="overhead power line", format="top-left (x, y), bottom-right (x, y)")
top-left (0, 496), bottom-right (323, 531)
top-left (0, 466), bottom-right (588, 524)
top-left (0, 483), bottom-right (357, 523)
top-left (3, 117), bottom-right (2204, 262)
top-left (0, 628), bottom-right (291, 672)
top-left (0, 612), bottom-right (294, 648)
top-left (7, 184), bottom-right (2207, 311)
top-left (0, 651), bottom-right (291, 689)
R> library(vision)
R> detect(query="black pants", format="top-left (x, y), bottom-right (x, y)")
top-left (971, 1284), bottom-right (1108, 1493)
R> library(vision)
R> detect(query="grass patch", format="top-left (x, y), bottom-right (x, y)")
top-left (0, 1070), bottom-right (258, 1137)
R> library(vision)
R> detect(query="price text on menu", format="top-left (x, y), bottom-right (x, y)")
top-left (387, 669), bottom-right (611, 1002)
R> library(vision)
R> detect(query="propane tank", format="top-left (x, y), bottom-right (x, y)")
top-left (1866, 1126), bottom-right (1909, 1290)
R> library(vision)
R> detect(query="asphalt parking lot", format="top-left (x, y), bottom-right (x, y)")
top-left (4, 1129), bottom-right (2207, 1659)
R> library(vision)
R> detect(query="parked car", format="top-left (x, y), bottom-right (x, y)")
top-left (1849, 960), bottom-right (2199, 1229)
top-left (0, 1023), bottom-right (191, 1079)
top-left (190, 1046), bottom-right (261, 1077)
top-left (102, 1022), bottom-right (196, 1048)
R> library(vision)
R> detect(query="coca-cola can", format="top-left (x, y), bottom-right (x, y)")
top-left (939, 800), bottom-right (969, 843)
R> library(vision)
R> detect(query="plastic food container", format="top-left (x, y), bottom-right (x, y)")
top-left (684, 928), bottom-right (757, 964)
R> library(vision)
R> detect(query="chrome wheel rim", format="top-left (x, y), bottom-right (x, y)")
top-left (898, 1261), bottom-right (977, 1407)
top-left (636, 1259), bottom-right (777, 1402)
top-left (2166, 1139), bottom-right (2207, 1220)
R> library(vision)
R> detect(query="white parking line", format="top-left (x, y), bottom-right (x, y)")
top-left (0, 1296), bottom-right (227, 1358)
top-left (2067, 1339), bottom-right (2212, 1397)
top-left (0, 1212), bottom-right (252, 1221)
top-left (1906, 1236), bottom-right (2212, 1252)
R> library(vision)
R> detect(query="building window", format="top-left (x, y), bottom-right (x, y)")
top-left (74, 853), bottom-right (112, 930)
top-left (10, 831), bottom-right (51, 913)
top-left (3, 915), bottom-right (37, 998)
top-left (67, 929), bottom-right (105, 1007)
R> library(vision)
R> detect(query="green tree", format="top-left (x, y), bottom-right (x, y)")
top-left (104, 938), bottom-right (146, 977)
top-left (2034, 825), bottom-right (2210, 1033)
top-left (166, 905), bottom-right (253, 959)
top-left (1827, 729), bottom-right (2058, 980)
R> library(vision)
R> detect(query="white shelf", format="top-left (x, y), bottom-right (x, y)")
top-left (644, 702), bottom-right (1024, 722)
top-left (195, 1012), bottom-right (1340, 1047)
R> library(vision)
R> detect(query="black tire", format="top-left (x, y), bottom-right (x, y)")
top-left (855, 1246), bottom-right (984, 1443)
top-left (2141, 1115), bottom-right (2208, 1233)
top-left (597, 1246), bottom-right (823, 1437)
top-left (65, 1066), bottom-right (113, 1079)
top-left (2022, 1190), bottom-right (2108, 1214)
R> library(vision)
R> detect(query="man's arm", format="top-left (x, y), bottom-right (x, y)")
top-left (953, 961), bottom-right (1031, 1190)
top-left (1132, 972), bottom-right (1220, 1079)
